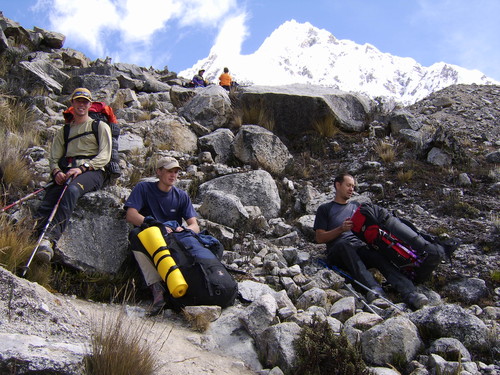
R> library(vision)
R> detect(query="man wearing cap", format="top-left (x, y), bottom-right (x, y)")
top-left (33, 87), bottom-right (112, 263)
top-left (124, 156), bottom-right (200, 315)
top-left (192, 69), bottom-right (207, 87)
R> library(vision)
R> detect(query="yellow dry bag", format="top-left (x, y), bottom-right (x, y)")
top-left (137, 226), bottom-right (188, 298)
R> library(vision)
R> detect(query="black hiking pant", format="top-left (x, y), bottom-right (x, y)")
top-left (327, 235), bottom-right (416, 298)
top-left (34, 170), bottom-right (105, 242)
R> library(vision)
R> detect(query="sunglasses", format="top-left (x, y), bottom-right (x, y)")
top-left (72, 91), bottom-right (92, 99)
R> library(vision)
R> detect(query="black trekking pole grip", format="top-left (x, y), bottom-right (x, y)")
top-left (20, 177), bottom-right (73, 278)
top-left (1, 182), bottom-right (54, 213)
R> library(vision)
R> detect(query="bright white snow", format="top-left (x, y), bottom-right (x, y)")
top-left (179, 20), bottom-right (498, 105)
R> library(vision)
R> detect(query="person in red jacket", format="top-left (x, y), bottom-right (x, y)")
top-left (218, 67), bottom-right (232, 90)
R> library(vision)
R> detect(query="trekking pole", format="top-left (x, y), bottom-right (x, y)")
top-left (316, 259), bottom-right (404, 311)
top-left (19, 178), bottom-right (72, 278)
top-left (343, 282), bottom-right (381, 317)
top-left (1, 182), bottom-right (54, 212)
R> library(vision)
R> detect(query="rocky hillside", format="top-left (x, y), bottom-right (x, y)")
top-left (0, 14), bottom-right (499, 375)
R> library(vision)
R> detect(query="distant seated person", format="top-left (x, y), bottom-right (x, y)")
top-left (219, 67), bottom-right (232, 90)
top-left (192, 69), bottom-right (207, 88)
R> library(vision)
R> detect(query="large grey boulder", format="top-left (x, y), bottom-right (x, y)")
top-left (57, 191), bottom-right (129, 274)
top-left (328, 296), bottom-right (356, 323)
top-left (204, 304), bottom-right (263, 372)
top-left (61, 74), bottom-right (121, 104)
top-left (442, 277), bottom-right (489, 305)
top-left (180, 85), bottom-right (233, 130)
top-left (232, 125), bottom-right (293, 175)
top-left (428, 337), bottom-right (471, 362)
top-left (361, 315), bottom-right (423, 366)
top-left (238, 84), bottom-right (373, 140)
top-left (343, 312), bottom-right (383, 346)
top-left (0, 14), bottom-right (34, 50)
top-left (198, 190), bottom-right (250, 228)
top-left (427, 147), bottom-right (452, 166)
top-left (34, 26), bottom-right (65, 49)
top-left (0, 28), bottom-right (8, 51)
top-left (169, 85), bottom-right (196, 108)
top-left (409, 304), bottom-right (490, 351)
top-left (137, 115), bottom-right (198, 154)
top-left (15, 59), bottom-right (69, 94)
top-left (240, 293), bottom-right (278, 338)
top-left (0, 267), bottom-right (90, 374)
top-left (387, 109), bottom-right (423, 134)
top-left (198, 170), bottom-right (281, 219)
top-left (198, 128), bottom-right (235, 164)
top-left (61, 48), bottom-right (91, 68)
top-left (256, 322), bottom-right (301, 374)
top-left (296, 287), bottom-right (328, 311)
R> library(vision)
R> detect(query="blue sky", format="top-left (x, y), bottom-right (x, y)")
top-left (2, 0), bottom-right (499, 81)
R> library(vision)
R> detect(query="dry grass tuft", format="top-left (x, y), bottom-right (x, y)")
top-left (85, 311), bottom-right (165, 375)
top-left (397, 169), bottom-right (414, 183)
top-left (182, 309), bottom-right (212, 332)
top-left (0, 135), bottom-right (34, 190)
top-left (0, 215), bottom-right (35, 272)
top-left (0, 96), bottom-right (39, 192)
top-left (236, 102), bottom-right (275, 131)
top-left (0, 215), bottom-right (52, 285)
top-left (312, 115), bottom-right (338, 138)
top-left (0, 99), bottom-right (36, 136)
top-left (127, 168), bottom-right (143, 189)
top-left (374, 140), bottom-right (396, 163)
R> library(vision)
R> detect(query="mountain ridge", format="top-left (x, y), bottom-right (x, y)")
top-left (180, 19), bottom-right (498, 104)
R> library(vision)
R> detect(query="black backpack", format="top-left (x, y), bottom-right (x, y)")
top-left (130, 224), bottom-right (238, 311)
top-left (350, 202), bottom-right (457, 281)
top-left (61, 102), bottom-right (121, 180)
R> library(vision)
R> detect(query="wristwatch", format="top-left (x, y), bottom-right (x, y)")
top-left (79, 162), bottom-right (90, 173)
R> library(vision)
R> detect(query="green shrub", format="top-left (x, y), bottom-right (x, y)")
top-left (439, 195), bottom-right (480, 219)
top-left (292, 317), bottom-right (368, 375)
top-left (50, 261), bottom-right (139, 304)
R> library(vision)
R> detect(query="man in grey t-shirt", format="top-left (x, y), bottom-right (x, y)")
top-left (313, 173), bottom-right (429, 310)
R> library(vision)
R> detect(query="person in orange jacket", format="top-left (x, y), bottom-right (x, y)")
top-left (218, 67), bottom-right (232, 90)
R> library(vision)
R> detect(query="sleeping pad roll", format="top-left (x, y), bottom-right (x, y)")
top-left (137, 226), bottom-right (188, 298)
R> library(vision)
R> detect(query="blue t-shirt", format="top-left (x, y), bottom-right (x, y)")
top-left (313, 201), bottom-right (360, 247)
top-left (124, 181), bottom-right (197, 225)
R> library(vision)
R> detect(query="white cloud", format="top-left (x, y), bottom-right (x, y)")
top-left (210, 12), bottom-right (249, 58)
top-left (41, 0), bottom-right (240, 58)
top-left (177, 0), bottom-right (238, 28)
top-left (45, 0), bottom-right (120, 55)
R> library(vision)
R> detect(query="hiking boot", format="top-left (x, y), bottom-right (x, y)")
top-left (439, 237), bottom-right (461, 260)
top-left (366, 286), bottom-right (386, 303)
top-left (35, 239), bottom-right (54, 263)
top-left (147, 282), bottom-right (166, 317)
top-left (405, 292), bottom-right (429, 310)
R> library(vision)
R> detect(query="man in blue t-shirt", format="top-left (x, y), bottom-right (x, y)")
top-left (313, 173), bottom-right (429, 310)
top-left (124, 156), bottom-right (199, 315)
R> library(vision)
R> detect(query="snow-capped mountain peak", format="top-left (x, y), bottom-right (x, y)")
top-left (179, 20), bottom-right (498, 104)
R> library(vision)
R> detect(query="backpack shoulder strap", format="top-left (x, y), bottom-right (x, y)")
top-left (91, 119), bottom-right (100, 140)
top-left (63, 123), bottom-right (71, 154)
top-left (64, 120), bottom-right (101, 148)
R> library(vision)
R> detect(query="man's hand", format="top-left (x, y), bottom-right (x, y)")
top-left (165, 225), bottom-right (183, 233)
top-left (53, 170), bottom-right (66, 185)
top-left (341, 218), bottom-right (353, 232)
top-left (65, 167), bottom-right (83, 180)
